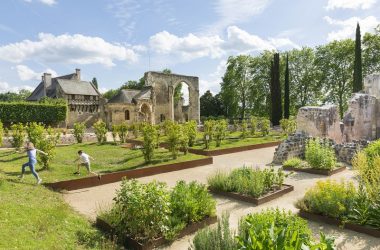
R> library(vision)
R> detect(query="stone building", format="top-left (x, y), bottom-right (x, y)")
top-left (27, 69), bottom-right (104, 127)
top-left (104, 71), bottom-right (199, 126)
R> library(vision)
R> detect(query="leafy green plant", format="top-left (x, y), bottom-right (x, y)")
top-left (37, 127), bottom-right (60, 169)
top-left (170, 181), bottom-right (216, 224)
top-left (185, 120), bottom-right (197, 147)
top-left (141, 124), bottom-right (157, 163)
top-left (237, 209), bottom-right (335, 250)
top-left (111, 124), bottom-right (119, 144)
top-left (296, 179), bottom-right (356, 219)
top-left (203, 120), bottom-right (215, 149)
top-left (241, 120), bottom-right (248, 139)
top-left (191, 212), bottom-right (237, 250)
top-left (233, 119), bottom-right (239, 132)
top-left (362, 139), bottom-right (380, 165)
top-left (93, 120), bottom-right (107, 144)
top-left (280, 118), bottom-right (297, 135)
top-left (260, 118), bottom-right (270, 136)
top-left (118, 123), bottom-right (128, 143)
top-left (283, 157), bottom-right (303, 168)
top-left (305, 138), bottom-right (336, 170)
top-left (167, 122), bottom-right (182, 159)
top-left (208, 166), bottom-right (289, 198)
top-left (11, 123), bottom-right (25, 149)
top-left (26, 122), bottom-right (45, 146)
top-left (250, 116), bottom-right (257, 136)
top-left (73, 122), bottom-right (85, 143)
top-left (130, 123), bottom-right (140, 138)
top-left (180, 126), bottom-right (190, 155)
top-left (213, 120), bottom-right (227, 147)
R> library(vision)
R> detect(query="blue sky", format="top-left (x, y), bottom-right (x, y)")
top-left (0, 0), bottom-right (379, 95)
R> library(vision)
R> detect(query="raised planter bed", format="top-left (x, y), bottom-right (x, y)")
top-left (282, 165), bottom-right (346, 176)
top-left (45, 157), bottom-right (213, 191)
top-left (96, 216), bottom-right (217, 250)
top-left (208, 184), bottom-right (294, 205)
top-left (299, 210), bottom-right (380, 238)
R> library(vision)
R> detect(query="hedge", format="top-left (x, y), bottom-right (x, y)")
top-left (0, 102), bottom-right (67, 125)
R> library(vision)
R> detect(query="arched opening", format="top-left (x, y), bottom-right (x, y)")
top-left (125, 110), bottom-right (130, 120)
top-left (139, 103), bottom-right (151, 123)
top-left (173, 81), bottom-right (190, 122)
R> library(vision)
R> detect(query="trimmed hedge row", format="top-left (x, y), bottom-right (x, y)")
top-left (0, 102), bottom-right (67, 124)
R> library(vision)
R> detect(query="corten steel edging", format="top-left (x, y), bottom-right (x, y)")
top-left (96, 216), bottom-right (217, 250)
top-left (44, 157), bottom-right (213, 191)
top-left (282, 165), bottom-right (346, 176)
top-left (298, 210), bottom-right (380, 238)
top-left (208, 184), bottom-right (294, 205)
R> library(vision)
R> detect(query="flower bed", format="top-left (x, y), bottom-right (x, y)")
top-left (282, 165), bottom-right (346, 176)
top-left (98, 180), bottom-right (217, 249)
top-left (207, 167), bottom-right (293, 205)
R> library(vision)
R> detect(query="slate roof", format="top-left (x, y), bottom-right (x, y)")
top-left (57, 79), bottom-right (99, 95)
top-left (108, 88), bottom-right (152, 104)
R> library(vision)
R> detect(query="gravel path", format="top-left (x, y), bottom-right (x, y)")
top-left (63, 146), bottom-right (380, 250)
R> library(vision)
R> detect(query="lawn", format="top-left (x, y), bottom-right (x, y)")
top-left (0, 143), bottom-right (206, 183)
top-left (0, 174), bottom-right (115, 249)
top-left (191, 131), bottom-right (285, 151)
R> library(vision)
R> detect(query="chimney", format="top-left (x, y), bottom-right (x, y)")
top-left (75, 68), bottom-right (81, 81)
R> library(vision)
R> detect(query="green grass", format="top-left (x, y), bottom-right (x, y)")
top-left (0, 175), bottom-right (116, 249)
top-left (191, 132), bottom-right (285, 151)
top-left (0, 143), bottom-right (206, 183)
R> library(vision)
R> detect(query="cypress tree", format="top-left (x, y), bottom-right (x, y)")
top-left (284, 54), bottom-right (290, 119)
top-left (270, 53), bottom-right (282, 126)
top-left (353, 22), bottom-right (363, 92)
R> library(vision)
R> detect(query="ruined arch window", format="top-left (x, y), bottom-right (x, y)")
top-left (160, 114), bottom-right (165, 122)
top-left (125, 110), bottom-right (130, 120)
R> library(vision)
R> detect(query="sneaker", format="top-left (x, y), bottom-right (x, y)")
top-left (73, 172), bottom-right (80, 175)
top-left (37, 178), bottom-right (42, 185)
top-left (97, 174), bottom-right (101, 180)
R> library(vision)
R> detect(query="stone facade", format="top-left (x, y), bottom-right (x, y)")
top-left (105, 71), bottom-right (199, 127)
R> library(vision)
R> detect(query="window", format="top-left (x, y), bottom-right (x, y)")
top-left (160, 114), bottom-right (165, 122)
top-left (71, 94), bottom-right (75, 100)
top-left (84, 95), bottom-right (90, 101)
top-left (125, 110), bottom-right (130, 120)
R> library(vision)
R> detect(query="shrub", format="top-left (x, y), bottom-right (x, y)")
top-left (73, 122), bottom-right (85, 143)
top-left (170, 181), bottom-right (216, 224)
top-left (141, 124), bottom-right (157, 163)
top-left (180, 126), bottom-right (189, 155)
top-left (250, 116), bottom-right (257, 136)
top-left (203, 120), bottom-right (214, 149)
top-left (237, 209), bottom-right (335, 249)
top-left (305, 138), bottom-right (336, 170)
top-left (185, 120), bottom-right (197, 147)
top-left (37, 127), bottom-right (60, 169)
top-left (280, 118), bottom-right (297, 135)
top-left (213, 120), bottom-right (227, 147)
top-left (111, 125), bottom-right (119, 144)
top-left (162, 120), bottom-right (174, 136)
top-left (260, 118), bottom-right (270, 136)
top-left (93, 120), bottom-right (107, 144)
top-left (167, 122), bottom-right (181, 159)
top-left (241, 120), bottom-right (248, 139)
top-left (0, 102), bottom-right (67, 125)
top-left (232, 119), bottom-right (239, 132)
top-left (208, 166), bottom-right (289, 198)
top-left (283, 157), bottom-right (303, 168)
top-left (118, 123), bottom-right (128, 143)
top-left (0, 121), bottom-right (3, 146)
top-left (10, 123), bottom-right (25, 149)
top-left (110, 179), bottom-right (171, 242)
top-left (296, 179), bottom-right (356, 219)
top-left (363, 139), bottom-right (380, 166)
top-left (191, 213), bottom-right (236, 250)
top-left (130, 123), bottom-right (140, 138)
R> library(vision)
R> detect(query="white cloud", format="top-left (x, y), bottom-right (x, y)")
top-left (0, 81), bottom-right (34, 93)
top-left (16, 65), bottom-right (57, 81)
top-left (324, 16), bottom-right (379, 41)
top-left (0, 33), bottom-right (138, 67)
top-left (98, 87), bottom-right (109, 94)
top-left (326, 0), bottom-right (376, 10)
top-left (207, 0), bottom-right (271, 33)
top-left (24, 0), bottom-right (57, 5)
top-left (225, 26), bottom-right (275, 52)
top-left (149, 31), bottom-right (225, 61)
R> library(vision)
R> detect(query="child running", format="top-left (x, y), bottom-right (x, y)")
top-left (74, 150), bottom-right (101, 180)
top-left (19, 142), bottom-right (47, 184)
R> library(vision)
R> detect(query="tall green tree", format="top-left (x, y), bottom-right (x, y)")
top-left (200, 90), bottom-right (224, 117)
top-left (284, 54), bottom-right (290, 119)
top-left (270, 53), bottom-right (282, 126)
top-left (363, 25), bottom-right (380, 77)
top-left (353, 23), bottom-right (363, 92)
top-left (0, 89), bottom-right (31, 102)
top-left (221, 55), bottom-right (253, 119)
top-left (91, 77), bottom-right (98, 89)
top-left (315, 39), bottom-right (355, 118)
